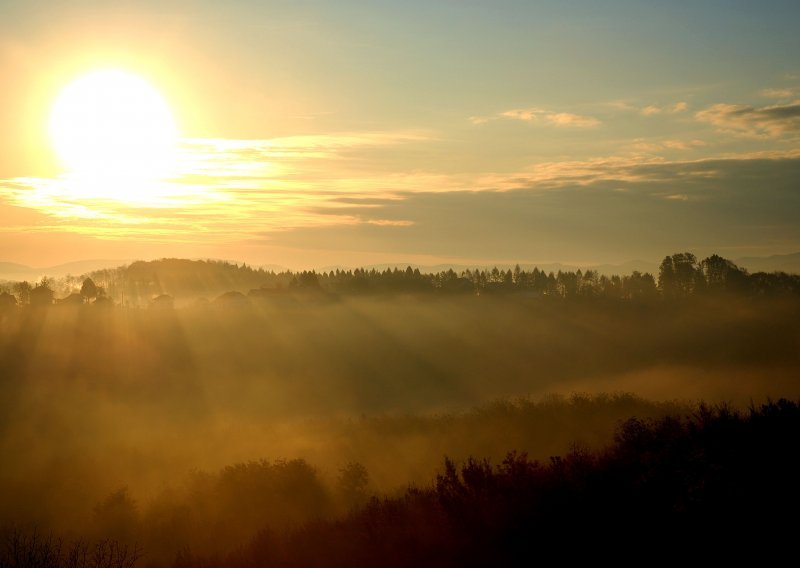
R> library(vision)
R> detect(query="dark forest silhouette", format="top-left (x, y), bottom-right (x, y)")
top-left (1, 252), bottom-right (798, 310)
top-left (3, 398), bottom-right (798, 566)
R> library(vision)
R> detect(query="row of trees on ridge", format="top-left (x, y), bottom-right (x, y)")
top-left (0, 253), bottom-right (798, 308)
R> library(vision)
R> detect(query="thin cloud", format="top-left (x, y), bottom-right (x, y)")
top-left (631, 139), bottom-right (707, 153)
top-left (3, 129), bottom-right (798, 245)
top-left (477, 107), bottom-right (600, 128)
top-left (269, 153), bottom-right (800, 265)
top-left (760, 88), bottom-right (797, 99)
top-left (641, 102), bottom-right (687, 116)
top-left (695, 101), bottom-right (800, 138)
top-left (546, 112), bottom-right (601, 127)
top-left (366, 219), bottom-right (415, 227)
top-left (0, 130), bottom-right (438, 239)
top-left (663, 139), bottom-right (706, 150)
top-left (480, 149), bottom-right (800, 191)
top-left (606, 100), bottom-right (637, 111)
top-left (500, 108), bottom-right (540, 122)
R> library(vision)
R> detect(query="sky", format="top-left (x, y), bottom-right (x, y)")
top-left (1, 0), bottom-right (799, 269)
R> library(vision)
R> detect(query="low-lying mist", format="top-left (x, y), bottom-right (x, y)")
top-left (1, 293), bottom-right (799, 563)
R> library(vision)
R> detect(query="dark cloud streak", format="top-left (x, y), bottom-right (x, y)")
top-left (269, 156), bottom-right (800, 263)
top-left (696, 102), bottom-right (800, 138)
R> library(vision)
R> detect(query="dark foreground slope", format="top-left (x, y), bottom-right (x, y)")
top-left (2, 399), bottom-right (798, 566)
top-left (174, 399), bottom-right (800, 567)
top-left (1, 290), bottom-right (799, 565)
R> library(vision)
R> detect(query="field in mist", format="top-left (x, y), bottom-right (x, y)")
top-left (1, 285), bottom-right (799, 564)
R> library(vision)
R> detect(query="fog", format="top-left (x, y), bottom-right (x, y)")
top-left (1, 292), bottom-right (799, 563)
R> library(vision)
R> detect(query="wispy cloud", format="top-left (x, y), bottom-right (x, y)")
top-left (641, 105), bottom-right (662, 116)
top-left (268, 153), bottom-right (800, 264)
top-left (3, 112), bottom-right (798, 249)
top-left (0, 130), bottom-right (434, 240)
top-left (760, 88), bottom-right (797, 99)
top-left (472, 107), bottom-right (600, 128)
top-left (662, 139), bottom-right (705, 150)
top-left (630, 139), bottom-right (707, 153)
top-left (606, 99), bottom-right (688, 115)
top-left (499, 109), bottom-right (539, 122)
top-left (695, 101), bottom-right (800, 138)
top-left (466, 149), bottom-right (800, 192)
top-left (366, 219), bottom-right (415, 227)
top-left (606, 100), bottom-right (636, 111)
top-left (546, 112), bottom-right (601, 127)
top-left (640, 101), bottom-right (688, 116)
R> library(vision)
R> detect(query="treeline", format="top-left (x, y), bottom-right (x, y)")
top-left (0, 252), bottom-right (798, 308)
top-left (5, 398), bottom-right (798, 566)
top-left (0, 394), bottom-right (688, 560)
top-left (159, 398), bottom-right (800, 565)
top-left (0, 531), bottom-right (140, 568)
top-left (293, 252), bottom-right (799, 299)
top-left (0, 259), bottom-right (275, 308)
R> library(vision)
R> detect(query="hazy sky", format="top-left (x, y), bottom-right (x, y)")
top-left (1, 0), bottom-right (799, 268)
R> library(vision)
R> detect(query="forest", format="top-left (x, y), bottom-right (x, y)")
top-left (1, 252), bottom-right (799, 566)
top-left (2, 252), bottom-right (799, 310)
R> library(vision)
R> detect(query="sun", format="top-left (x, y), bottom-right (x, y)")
top-left (49, 68), bottom-right (178, 187)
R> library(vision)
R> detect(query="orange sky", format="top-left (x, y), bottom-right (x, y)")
top-left (2, 1), bottom-right (799, 268)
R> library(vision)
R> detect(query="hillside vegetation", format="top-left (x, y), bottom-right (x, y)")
top-left (1, 253), bottom-right (798, 565)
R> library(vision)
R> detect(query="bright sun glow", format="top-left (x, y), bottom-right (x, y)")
top-left (49, 69), bottom-right (178, 192)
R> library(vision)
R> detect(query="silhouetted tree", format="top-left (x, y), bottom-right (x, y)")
top-left (579, 269), bottom-right (600, 298)
top-left (556, 270), bottom-right (579, 298)
top-left (658, 256), bottom-right (677, 298)
top-left (0, 529), bottom-right (142, 568)
top-left (93, 487), bottom-right (140, 543)
top-left (749, 270), bottom-right (800, 296)
top-left (12, 280), bottom-right (32, 305)
top-left (337, 462), bottom-right (370, 508)
top-left (622, 271), bottom-right (657, 300)
top-left (292, 271), bottom-right (322, 290)
top-left (659, 253), bottom-right (703, 298)
top-left (81, 277), bottom-right (99, 302)
top-left (175, 398), bottom-right (800, 566)
top-left (700, 254), bottom-right (750, 294)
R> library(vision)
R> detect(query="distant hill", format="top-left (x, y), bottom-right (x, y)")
top-left (2, 252), bottom-right (797, 290)
top-left (0, 262), bottom-right (31, 276)
top-left (584, 259), bottom-right (658, 276)
top-left (0, 259), bottom-right (129, 282)
top-left (735, 252), bottom-right (800, 274)
top-left (87, 258), bottom-right (288, 304)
